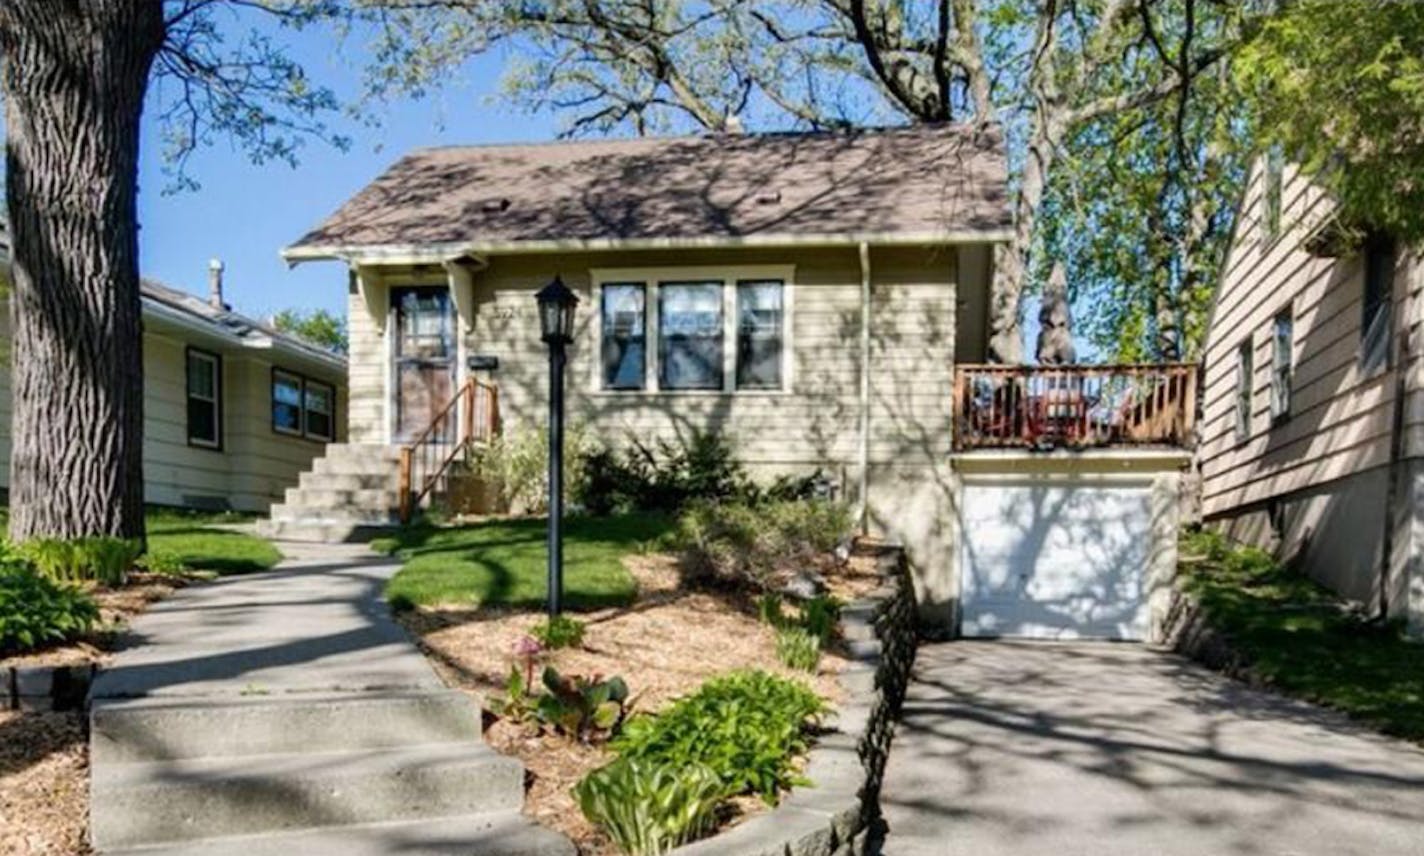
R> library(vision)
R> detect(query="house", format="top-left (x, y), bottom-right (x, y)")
top-left (1199, 156), bottom-right (1424, 635)
top-left (280, 125), bottom-right (1193, 641)
top-left (0, 233), bottom-right (349, 513)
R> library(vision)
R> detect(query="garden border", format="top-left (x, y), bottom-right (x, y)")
top-left (4, 663), bottom-right (95, 711)
top-left (671, 544), bottom-right (918, 856)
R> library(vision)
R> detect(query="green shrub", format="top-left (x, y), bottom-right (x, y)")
top-left (672, 500), bottom-right (852, 590)
top-left (574, 430), bottom-right (749, 514)
top-left (614, 670), bottom-right (826, 803)
top-left (574, 759), bottom-right (725, 856)
top-left (798, 595), bottom-right (841, 645)
top-left (531, 614), bottom-right (585, 649)
top-left (775, 626), bottom-right (821, 672)
top-left (20, 536), bottom-right (142, 586)
top-left (467, 424), bottom-right (595, 514)
top-left (0, 568), bottom-right (100, 653)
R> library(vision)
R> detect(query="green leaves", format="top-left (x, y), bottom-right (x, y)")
top-left (0, 567), bottom-right (100, 654)
top-left (530, 614), bottom-right (586, 650)
top-left (272, 308), bottom-right (349, 354)
top-left (536, 667), bottom-right (632, 743)
top-left (1237, 0), bottom-right (1424, 242)
top-left (573, 759), bottom-right (726, 856)
top-left (612, 670), bottom-right (826, 805)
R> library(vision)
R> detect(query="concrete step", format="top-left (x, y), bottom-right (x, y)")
top-left (283, 486), bottom-right (402, 512)
top-left (256, 519), bottom-right (395, 544)
top-left (320, 443), bottom-right (404, 464)
top-left (312, 456), bottom-right (403, 478)
top-left (268, 505), bottom-right (398, 526)
top-left (300, 471), bottom-right (400, 492)
top-left (91, 742), bottom-right (525, 849)
top-left (103, 810), bottom-right (575, 855)
top-left (92, 691), bottom-right (481, 764)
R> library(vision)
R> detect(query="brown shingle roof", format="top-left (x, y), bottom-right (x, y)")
top-left (286, 124), bottom-right (1010, 256)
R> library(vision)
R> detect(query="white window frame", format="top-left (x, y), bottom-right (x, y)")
top-left (272, 369), bottom-right (305, 438)
top-left (186, 348), bottom-right (222, 450)
top-left (590, 265), bottom-right (795, 395)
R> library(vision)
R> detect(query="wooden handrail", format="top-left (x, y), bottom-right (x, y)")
top-left (952, 363), bottom-right (1198, 452)
top-left (398, 378), bottom-right (499, 522)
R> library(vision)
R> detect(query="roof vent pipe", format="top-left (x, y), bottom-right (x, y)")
top-left (208, 258), bottom-right (225, 310)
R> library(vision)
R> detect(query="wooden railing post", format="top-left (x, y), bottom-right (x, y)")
top-left (462, 379), bottom-right (475, 446)
top-left (398, 446), bottom-right (413, 524)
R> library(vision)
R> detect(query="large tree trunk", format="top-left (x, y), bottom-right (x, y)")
top-left (0, 1), bottom-right (163, 541)
top-left (988, 112), bottom-right (1062, 364)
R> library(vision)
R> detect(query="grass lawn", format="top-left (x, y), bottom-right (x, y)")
top-left (1181, 530), bottom-right (1424, 744)
top-left (380, 513), bottom-right (672, 611)
top-left (144, 508), bottom-right (283, 576)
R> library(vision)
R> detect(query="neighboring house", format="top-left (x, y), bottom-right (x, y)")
top-left (1200, 156), bottom-right (1424, 635)
top-left (280, 125), bottom-right (1193, 641)
top-left (0, 234), bottom-right (349, 513)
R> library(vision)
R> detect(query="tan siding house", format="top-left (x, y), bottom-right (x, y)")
top-left (0, 254), bottom-right (349, 513)
top-left (1200, 158), bottom-right (1424, 634)
top-left (279, 125), bottom-right (1192, 641)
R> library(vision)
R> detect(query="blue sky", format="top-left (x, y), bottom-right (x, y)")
top-left (137, 18), bottom-right (556, 321)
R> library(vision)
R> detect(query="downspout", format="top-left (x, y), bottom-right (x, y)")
top-left (858, 242), bottom-right (872, 535)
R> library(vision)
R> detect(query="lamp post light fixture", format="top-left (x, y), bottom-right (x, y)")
top-left (535, 275), bottom-right (579, 617)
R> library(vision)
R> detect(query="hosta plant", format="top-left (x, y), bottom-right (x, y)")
top-left (775, 626), bottom-right (821, 673)
top-left (574, 759), bottom-right (725, 856)
top-left (0, 568), bottom-right (100, 653)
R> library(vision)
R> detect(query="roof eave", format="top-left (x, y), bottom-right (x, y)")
top-left (281, 227), bottom-right (1015, 265)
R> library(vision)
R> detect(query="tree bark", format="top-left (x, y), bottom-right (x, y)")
top-left (0, 0), bottom-right (164, 541)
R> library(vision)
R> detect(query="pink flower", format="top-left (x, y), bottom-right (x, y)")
top-left (512, 635), bottom-right (543, 659)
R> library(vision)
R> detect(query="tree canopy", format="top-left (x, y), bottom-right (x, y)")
top-left (273, 307), bottom-right (349, 354)
top-left (1237, 0), bottom-right (1424, 243)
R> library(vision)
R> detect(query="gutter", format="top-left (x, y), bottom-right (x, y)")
top-left (281, 229), bottom-right (1016, 265)
top-left (140, 298), bottom-right (345, 374)
top-left (858, 241), bottom-right (872, 534)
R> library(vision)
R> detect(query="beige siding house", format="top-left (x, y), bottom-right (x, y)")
top-left (1200, 158), bottom-right (1424, 634)
top-left (0, 243), bottom-right (349, 513)
top-left (279, 125), bottom-right (1193, 641)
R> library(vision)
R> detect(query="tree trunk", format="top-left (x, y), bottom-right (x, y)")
top-left (988, 114), bottom-right (1062, 364)
top-left (1036, 261), bottom-right (1076, 364)
top-left (0, 1), bottom-right (163, 541)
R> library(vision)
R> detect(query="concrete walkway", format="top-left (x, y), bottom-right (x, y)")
top-left (879, 641), bottom-right (1424, 856)
top-left (89, 541), bottom-right (571, 855)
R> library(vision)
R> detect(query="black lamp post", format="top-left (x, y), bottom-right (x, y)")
top-left (535, 275), bottom-right (579, 617)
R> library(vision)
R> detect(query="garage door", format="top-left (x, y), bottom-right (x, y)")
top-left (960, 482), bottom-right (1152, 640)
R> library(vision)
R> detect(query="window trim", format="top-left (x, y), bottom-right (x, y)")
top-left (1234, 338), bottom-right (1254, 445)
top-left (590, 265), bottom-right (794, 396)
top-left (1270, 307), bottom-right (1293, 423)
top-left (270, 366), bottom-right (339, 443)
top-left (185, 347), bottom-right (223, 451)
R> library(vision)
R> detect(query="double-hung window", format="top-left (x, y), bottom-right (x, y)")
top-left (272, 369), bottom-right (337, 441)
top-left (1362, 236), bottom-right (1394, 374)
top-left (1271, 309), bottom-right (1293, 421)
top-left (1235, 339), bottom-right (1253, 444)
top-left (595, 267), bottom-right (790, 394)
top-left (186, 348), bottom-right (222, 449)
top-left (272, 370), bottom-right (304, 436)
top-left (1263, 146), bottom-right (1284, 241)
top-left (659, 282), bottom-right (724, 390)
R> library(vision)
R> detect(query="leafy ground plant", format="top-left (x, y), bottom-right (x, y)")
top-left (537, 667), bottom-right (631, 744)
top-left (574, 759), bottom-right (725, 856)
top-left (1181, 529), bottom-right (1424, 743)
top-left (0, 567), bottom-right (100, 653)
top-left (672, 500), bottom-right (851, 590)
top-left (775, 626), bottom-right (822, 673)
top-left (613, 670), bottom-right (826, 804)
top-left (531, 615), bottom-right (586, 649)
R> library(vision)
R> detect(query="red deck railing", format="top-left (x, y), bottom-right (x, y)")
top-left (952, 363), bottom-right (1197, 452)
top-left (398, 378), bottom-right (499, 522)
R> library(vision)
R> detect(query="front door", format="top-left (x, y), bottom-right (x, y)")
top-left (392, 286), bottom-right (456, 443)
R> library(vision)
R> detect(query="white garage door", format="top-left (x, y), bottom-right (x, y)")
top-left (960, 482), bottom-right (1152, 640)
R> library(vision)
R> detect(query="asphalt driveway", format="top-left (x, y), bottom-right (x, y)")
top-left (879, 641), bottom-right (1424, 856)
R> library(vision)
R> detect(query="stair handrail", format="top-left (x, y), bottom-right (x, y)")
top-left (398, 377), bottom-right (499, 523)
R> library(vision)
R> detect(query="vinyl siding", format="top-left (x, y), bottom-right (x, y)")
top-left (350, 244), bottom-right (984, 494)
top-left (0, 302), bottom-right (348, 514)
top-left (1200, 160), bottom-right (1424, 517)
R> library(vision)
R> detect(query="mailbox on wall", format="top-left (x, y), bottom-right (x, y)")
top-left (468, 355), bottom-right (499, 371)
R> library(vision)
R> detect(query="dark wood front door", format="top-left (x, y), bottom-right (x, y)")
top-left (392, 287), bottom-right (456, 443)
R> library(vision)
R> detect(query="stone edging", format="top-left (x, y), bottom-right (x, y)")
top-left (4, 663), bottom-right (95, 712)
top-left (672, 547), bottom-right (918, 856)
top-left (1160, 584), bottom-right (1253, 677)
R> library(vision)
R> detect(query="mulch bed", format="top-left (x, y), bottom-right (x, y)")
top-left (398, 549), bottom-right (885, 854)
top-left (1, 573), bottom-right (199, 855)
